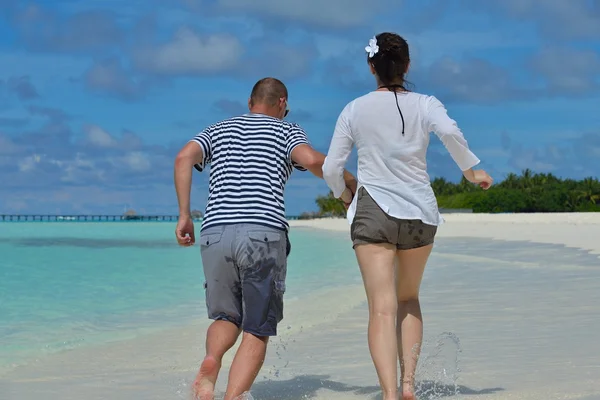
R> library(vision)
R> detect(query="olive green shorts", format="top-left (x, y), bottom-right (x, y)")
top-left (350, 187), bottom-right (438, 250)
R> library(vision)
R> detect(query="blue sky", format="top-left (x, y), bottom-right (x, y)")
top-left (0, 0), bottom-right (599, 215)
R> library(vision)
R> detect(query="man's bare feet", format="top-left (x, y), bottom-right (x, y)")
top-left (401, 386), bottom-right (416, 400)
top-left (192, 355), bottom-right (220, 400)
top-left (402, 390), bottom-right (415, 400)
top-left (402, 380), bottom-right (416, 400)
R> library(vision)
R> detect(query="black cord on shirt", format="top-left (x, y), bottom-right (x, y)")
top-left (378, 84), bottom-right (406, 136)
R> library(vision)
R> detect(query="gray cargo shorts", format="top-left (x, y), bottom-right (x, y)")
top-left (199, 223), bottom-right (289, 337)
top-left (351, 187), bottom-right (438, 250)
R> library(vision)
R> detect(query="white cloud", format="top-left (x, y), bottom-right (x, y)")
top-left (84, 58), bottom-right (144, 100)
top-left (85, 125), bottom-right (118, 148)
top-left (18, 154), bottom-right (41, 172)
top-left (15, 4), bottom-right (124, 52)
top-left (216, 0), bottom-right (387, 28)
top-left (120, 151), bottom-right (151, 172)
top-left (133, 27), bottom-right (243, 75)
top-left (482, 0), bottom-right (600, 40)
top-left (60, 153), bottom-right (101, 183)
top-left (530, 47), bottom-right (600, 94)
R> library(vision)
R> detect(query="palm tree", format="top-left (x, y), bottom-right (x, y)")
top-left (458, 175), bottom-right (474, 192)
top-left (520, 169), bottom-right (533, 189)
top-left (532, 173), bottom-right (548, 187)
top-left (315, 191), bottom-right (346, 217)
top-left (431, 177), bottom-right (453, 195)
top-left (579, 177), bottom-right (600, 205)
top-left (503, 172), bottom-right (519, 189)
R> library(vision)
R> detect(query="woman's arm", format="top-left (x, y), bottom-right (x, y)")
top-left (426, 96), bottom-right (493, 188)
top-left (322, 105), bottom-right (355, 198)
top-left (426, 96), bottom-right (481, 172)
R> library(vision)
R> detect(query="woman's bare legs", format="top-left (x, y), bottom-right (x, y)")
top-left (395, 244), bottom-right (433, 400)
top-left (355, 243), bottom-right (398, 400)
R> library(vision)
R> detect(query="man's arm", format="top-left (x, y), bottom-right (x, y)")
top-left (174, 141), bottom-right (204, 218)
top-left (291, 144), bottom-right (357, 193)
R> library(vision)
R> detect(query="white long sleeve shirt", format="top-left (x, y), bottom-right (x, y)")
top-left (322, 91), bottom-right (481, 226)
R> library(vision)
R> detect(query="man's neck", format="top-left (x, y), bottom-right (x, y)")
top-left (249, 105), bottom-right (279, 118)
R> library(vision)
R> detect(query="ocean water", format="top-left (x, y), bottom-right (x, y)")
top-left (0, 222), bottom-right (359, 372)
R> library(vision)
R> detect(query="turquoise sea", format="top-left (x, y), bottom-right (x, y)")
top-left (0, 222), bottom-right (359, 372)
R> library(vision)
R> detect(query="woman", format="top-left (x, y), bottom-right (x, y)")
top-left (322, 32), bottom-right (493, 400)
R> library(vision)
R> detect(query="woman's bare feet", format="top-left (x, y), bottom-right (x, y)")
top-left (192, 355), bottom-right (220, 400)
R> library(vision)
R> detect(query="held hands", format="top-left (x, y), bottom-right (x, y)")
top-left (342, 172), bottom-right (357, 209)
top-left (340, 187), bottom-right (354, 209)
top-left (175, 216), bottom-right (195, 246)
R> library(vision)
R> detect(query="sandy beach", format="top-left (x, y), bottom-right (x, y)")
top-left (2, 213), bottom-right (600, 400)
top-left (291, 212), bottom-right (600, 255)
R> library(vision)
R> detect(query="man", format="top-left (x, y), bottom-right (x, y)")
top-left (173, 77), bottom-right (356, 400)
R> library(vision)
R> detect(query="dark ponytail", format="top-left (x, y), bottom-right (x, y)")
top-left (367, 32), bottom-right (412, 135)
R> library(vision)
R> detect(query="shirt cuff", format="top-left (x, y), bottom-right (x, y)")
top-left (189, 139), bottom-right (208, 172)
top-left (288, 140), bottom-right (309, 171)
top-left (458, 153), bottom-right (481, 171)
top-left (322, 157), bottom-right (346, 198)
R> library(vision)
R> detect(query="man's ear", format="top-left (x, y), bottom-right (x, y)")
top-left (247, 97), bottom-right (252, 110)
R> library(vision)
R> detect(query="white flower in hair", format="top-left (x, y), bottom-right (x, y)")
top-left (365, 36), bottom-right (379, 58)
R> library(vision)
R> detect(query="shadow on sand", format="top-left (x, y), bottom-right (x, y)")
top-left (246, 374), bottom-right (503, 399)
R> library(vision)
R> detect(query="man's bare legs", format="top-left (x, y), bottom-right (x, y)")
top-left (193, 320), bottom-right (240, 400)
top-left (355, 243), bottom-right (398, 400)
top-left (395, 244), bottom-right (433, 400)
top-left (224, 332), bottom-right (269, 400)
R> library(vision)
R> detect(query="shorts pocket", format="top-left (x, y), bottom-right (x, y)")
top-left (248, 230), bottom-right (282, 243)
top-left (200, 231), bottom-right (223, 247)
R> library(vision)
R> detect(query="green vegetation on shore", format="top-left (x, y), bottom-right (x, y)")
top-left (310, 170), bottom-right (600, 217)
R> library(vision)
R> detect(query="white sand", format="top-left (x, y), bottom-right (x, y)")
top-left (290, 212), bottom-right (600, 255)
top-left (3, 213), bottom-right (600, 400)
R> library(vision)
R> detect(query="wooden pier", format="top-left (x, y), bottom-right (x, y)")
top-left (0, 214), bottom-right (307, 222)
top-left (0, 214), bottom-right (182, 222)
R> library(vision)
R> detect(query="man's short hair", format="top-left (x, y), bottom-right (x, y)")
top-left (250, 77), bottom-right (288, 107)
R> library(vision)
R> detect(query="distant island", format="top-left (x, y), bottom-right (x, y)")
top-left (309, 169), bottom-right (600, 217)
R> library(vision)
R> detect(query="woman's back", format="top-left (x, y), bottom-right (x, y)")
top-left (349, 90), bottom-right (432, 186)
top-left (327, 89), bottom-right (480, 225)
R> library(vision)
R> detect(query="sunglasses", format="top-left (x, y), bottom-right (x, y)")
top-left (282, 98), bottom-right (290, 118)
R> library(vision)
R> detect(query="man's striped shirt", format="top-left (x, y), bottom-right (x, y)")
top-left (191, 113), bottom-right (309, 232)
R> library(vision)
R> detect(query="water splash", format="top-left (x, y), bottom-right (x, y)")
top-left (263, 331), bottom-right (293, 381)
top-left (173, 378), bottom-right (190, 399)
top-left (414, 332), bottom-right (462, 399)
top-left (179, 331), bottom-right (462, 400)
top-left (234, 392), bottom-right (255, 400)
